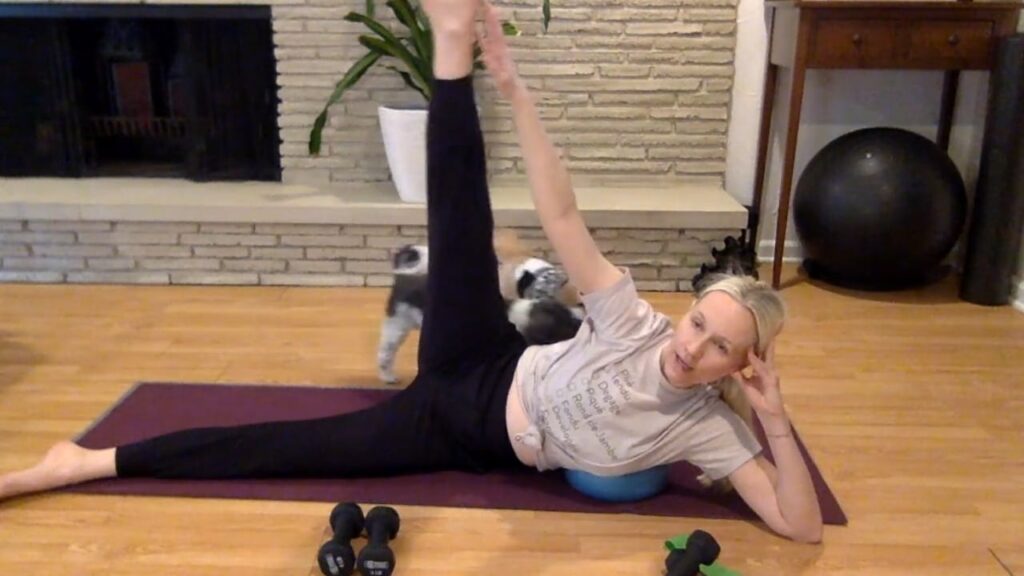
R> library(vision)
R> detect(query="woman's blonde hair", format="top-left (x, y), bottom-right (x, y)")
top-left (693, 273), bottom-right (787, 492)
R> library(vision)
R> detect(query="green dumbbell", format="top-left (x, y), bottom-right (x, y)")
top-left (664, 532), bottom-right (742, 576)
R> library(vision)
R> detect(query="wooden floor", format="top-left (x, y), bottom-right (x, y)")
top-left (0, 268), bottom-right (1022, 576)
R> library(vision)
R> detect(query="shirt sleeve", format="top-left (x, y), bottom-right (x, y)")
top-left (579, 269), bottom-right (660, 343)
top-left (682, 401), bottom-right (763, 480)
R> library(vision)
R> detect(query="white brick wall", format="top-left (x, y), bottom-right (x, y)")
top-left (0, 219), bottom-right (740, 291)
top-left (0, 0), bottom-right (743, 291)
top-left (266, 0), bottom-right (737, 186)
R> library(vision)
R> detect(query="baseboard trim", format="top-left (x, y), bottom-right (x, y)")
top-left (757, 237), bottom-right (1024, 312)
top-left (757, 240), bottom-right (804, 263)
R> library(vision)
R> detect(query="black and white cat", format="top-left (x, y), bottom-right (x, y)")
top-left (376, 245), bottom-right (583, 384)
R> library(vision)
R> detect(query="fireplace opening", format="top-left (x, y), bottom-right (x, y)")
top-left (69, 19), bottom-right (187, 177)
top-left (0, 4), bottom-right (281, 182)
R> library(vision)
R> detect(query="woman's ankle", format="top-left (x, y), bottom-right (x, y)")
top-left (433, 23), bottom-right (475, 40)
top-left (81, 447), bottom-right (118, 481)
top-left (423, 0), bottom-right (478, 38)
top-left (433, 31), bottom-right (476, 80)
top-left (39, 442), bottom-right (116, 484)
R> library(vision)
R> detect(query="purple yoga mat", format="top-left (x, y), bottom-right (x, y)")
top-left (71, 382), bottom-right (846, 524)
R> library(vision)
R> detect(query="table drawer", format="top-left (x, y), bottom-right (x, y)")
top-left (809, 19), bottom-right (898, 67)
top-left (903, 20), bottom-right (994, 69)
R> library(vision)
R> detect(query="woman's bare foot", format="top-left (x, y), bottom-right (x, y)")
top-left (423, 0), bottom-right (479, 79)
top-left (422, 0), bottom-right (479, 35)
top-left (0, 441), bottom-right (116, 501)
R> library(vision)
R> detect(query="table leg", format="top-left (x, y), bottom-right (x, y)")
top-left (750, 65), bottom-right (779, 254)
top-left (772, 39), bottom-right (810, 288)
top-left (937, 70), bottom-right (959, 151)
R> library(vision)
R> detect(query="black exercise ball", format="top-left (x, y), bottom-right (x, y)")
top-left (793, 127), bottom-right (967, 290)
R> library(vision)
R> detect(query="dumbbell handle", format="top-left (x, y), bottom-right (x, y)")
top-left (366, 522), bottom-right (392, 545)
top-left (335, 525), bottom-right (361, 542)
top-left (666, 549), bottom-right (705, 576)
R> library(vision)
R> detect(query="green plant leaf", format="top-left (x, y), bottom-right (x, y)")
top-left (542, 0), bottom-right (551, 32)
top-left (411, 4), bottom-right (434, 64)
top-left (385, 65), bottom-right (430, 101)
top-left (413, 4), bottom-right (430, 34)
top-left (358, 35), bottom-right (431, 96)
top-left (365, 0), bottom-right (374, 18)
top-left (309, 51), bottom-right (383, 155)
top-left (387, 0), bottom-right (430, 63)
top-left (502, 21), bottom-right (522, 37)
top-left (346, 12), bottom-right (432, 92)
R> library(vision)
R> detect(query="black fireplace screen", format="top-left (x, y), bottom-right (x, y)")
top-left (0, 4), bottom-right (281, 181)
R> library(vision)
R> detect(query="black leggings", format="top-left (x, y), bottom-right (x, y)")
top-left (116, 76), bottom-right (529, 479)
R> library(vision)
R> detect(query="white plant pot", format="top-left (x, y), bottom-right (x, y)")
top-left (378, 105), bottom-right (428, 204)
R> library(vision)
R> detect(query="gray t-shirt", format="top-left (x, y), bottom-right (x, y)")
top-left (511, 269), bottom-right (762, 480)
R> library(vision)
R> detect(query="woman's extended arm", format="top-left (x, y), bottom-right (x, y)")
top-left (478, 1), bottom-right (621, 295)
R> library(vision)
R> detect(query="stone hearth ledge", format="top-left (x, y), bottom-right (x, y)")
top-left (0, 176), bottom-right (747, 230)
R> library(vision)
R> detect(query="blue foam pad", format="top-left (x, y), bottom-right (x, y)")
top-left (564, 465), bottom-right (670, 503)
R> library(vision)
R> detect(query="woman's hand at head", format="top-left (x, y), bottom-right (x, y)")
top-left (733, 342), bottom-right (789, 429)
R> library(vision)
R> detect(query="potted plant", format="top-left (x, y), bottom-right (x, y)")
top-left (307, 0), bottom-right (535, 203)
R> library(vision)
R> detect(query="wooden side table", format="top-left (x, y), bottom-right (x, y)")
top-left (750, 0), bottom-right (1022, 288)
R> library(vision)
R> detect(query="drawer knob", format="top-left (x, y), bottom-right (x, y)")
top-left (948, 33), bottom-right (960, 46)
top-left (851, 33), bottom-right (863, 46)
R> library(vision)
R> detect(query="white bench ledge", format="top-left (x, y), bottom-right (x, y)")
top-left (0, 176), bottom-right (748, 230)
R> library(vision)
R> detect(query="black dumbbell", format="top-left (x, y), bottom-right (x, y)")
top-left (356, 506), bottom-right (400, 576)
top-left (665, 529), bottom-right (720, 576)
top-left (317, 502), bottom-right (365, 576)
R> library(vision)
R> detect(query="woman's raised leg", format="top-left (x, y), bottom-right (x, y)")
top-left (417, 0), bottom-right (521, 372)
